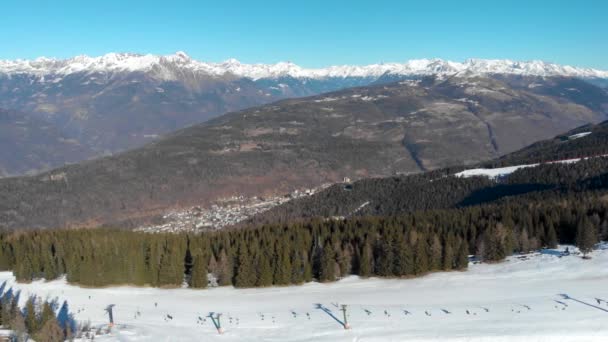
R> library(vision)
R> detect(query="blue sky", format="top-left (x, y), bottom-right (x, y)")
top-left (1, 0), bottom-right (607, 69)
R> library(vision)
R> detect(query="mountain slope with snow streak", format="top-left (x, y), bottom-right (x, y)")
top-left (455, 154), bottom-right (608, 179)
top-left (1, 245), bottom-right (606, 341)
top-left (2, 53), bottom-right (608, 81)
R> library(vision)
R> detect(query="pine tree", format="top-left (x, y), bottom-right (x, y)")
top-left (519, 229), bottom-right (531, 253)
top-left (256, 252), bottom-right (273, 286)
top-left (235, 241), bottom-right (255, 288)
top-left (190, 254), bottom-right (208, 288)
top-left (394, 238), bottom-right (414, 276)
top-left (442, 235), bottom-right (455, 271)
top-left (319, 243), bottom-right (335, 282)
top-left (336, 245), bottom-right (352, 278)
top-left (375, 236), bottom-right (394, 276)
top-left (207, 252), bottom-right (218, 284)
top-left (35, 317), bottom-right (63, 342)
top-left (576, 219), bottom-right (598, 258)
top-left (600, 220), bottom-right (608, 241)
top-left (216, 249), bottom-right (233, 286)
top-left (302, 250), bottom-right (313, 282)
top-left (414, 237), bottom-right (429, 275)
top-left (157, 238), bottom-right (184, 286)
top-left (545, 222), bottom-right (558, 249)
top-left (24, 296), bottom-right (39, 334)
top-left (10, 311), bottom-right (27, 342)
top-left (290, 251), bottom-right (304, 284)
top-left (455, 239), bottom-right (469, 270)
top-left (358, 240), bottom-right (373, 277)
top-left (429, 234), bottom-right (443, 271)
top-left (273, 240), bottom-right (292, 285)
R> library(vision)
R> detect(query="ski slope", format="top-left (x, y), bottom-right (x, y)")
top-left (454, 155), bottom-right (607, 179)
top-left (1, 245), bottom-right (607, 341)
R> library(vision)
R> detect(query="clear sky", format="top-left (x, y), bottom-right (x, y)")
top-left (1, 0), bottom-right (607, 69)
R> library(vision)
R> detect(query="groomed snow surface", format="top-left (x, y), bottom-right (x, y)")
top-left (454, 154), bottom-right (607, 179)
top-left (0, 245), bottom-right (607, 341)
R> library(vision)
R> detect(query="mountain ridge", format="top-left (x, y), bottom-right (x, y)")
top-left (2, 52), bottom-right (608, 81)
top-left (0, 75), bottom-right (606, 230)
top-left (2, 53), bottom-right (606, 177)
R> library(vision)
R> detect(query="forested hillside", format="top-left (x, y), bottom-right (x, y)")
top-left (1, 113), bottom-right (608, 290)
top-left (1, 75), bottom-right (607, 230)
top-left (1, 177), bottom-right (607, 288)
top-left (247, 121), bottom-right (608, 225)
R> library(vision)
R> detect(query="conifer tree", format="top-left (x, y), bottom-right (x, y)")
top-left (393, 235), bottom-right (413, 276)
top-left (576, 219), bottom-right (598, 258)
top-left (414, 237), bottom-right (429, 275)
top-left (375, 236), bottom-right (394, 276)
top-left (158, 244), bottom-right (181, 286)
top-left (256, 252), bottom-right (274, 286)
top-left (358, 240), bottom-right (373, 277)
top-left (39, 301), bottom-right (56, 329)
top-left (302, 250), bottom-right (313, 282)
top-left (35, 317), bottom-right (63, 342)
top-left (519, 229), bottom-right (531, 253)
top-left (10, 311), bottom-right (27, 342)
top-left (24, 296), bottom-right (39, 334)
top-left (319, 243), bottom-right (335, 282)
top-left (216, 249), bottom-right (233, 286)
top-left (545, 222), bottom-right (558, 249)
top-left (235, 241), bottom-right (255, 288)
top-left (442, 235), bottom-right (455, 271)
top-left (455, 239), bottom-right (469, 270)
top-left (190, 254), bottom-right (208, 288)
top-left (429, 234), bottom-right (443, 271)
top-left (273, 240), bottom-right (292, 285)
top-left (290, 251), bottom-right (304, 284)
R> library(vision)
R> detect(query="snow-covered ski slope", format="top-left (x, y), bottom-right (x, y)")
top-left (1, 245), bottom-right (607, 341)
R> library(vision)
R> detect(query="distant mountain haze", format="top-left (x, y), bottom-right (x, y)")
top-left (0, 52), bottom-right (607, 176)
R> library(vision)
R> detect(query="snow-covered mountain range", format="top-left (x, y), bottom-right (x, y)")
top-left (1, 52), bottom-right (607, 81)
top-left (1, 51), bottom-right (607, 178)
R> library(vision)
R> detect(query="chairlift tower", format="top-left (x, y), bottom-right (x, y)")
top-left (209, 312), bottom-right (224, 334)
top-left (341, 304), bottom-right (351, 329)
top-left (105, 304), bottom-right (116, 327)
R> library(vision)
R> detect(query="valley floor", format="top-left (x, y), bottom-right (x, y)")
top-left (0, 245), bottom-right (607, 341)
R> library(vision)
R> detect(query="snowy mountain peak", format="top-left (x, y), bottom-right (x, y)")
top-left (1, 52), bottom-right (607, 81)
top-left (174, 51), bottom-right (191, 60)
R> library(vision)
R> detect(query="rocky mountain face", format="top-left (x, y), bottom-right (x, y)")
top-left (1, 52), bottom-right (607, 176)
top-left (0, 75), bottom-right (606, 230)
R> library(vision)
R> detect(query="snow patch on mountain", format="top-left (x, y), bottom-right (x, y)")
top-left (568, 132), bottom-right (591, 140)
top-left (455, 154), bottom-right (608, 179)
top-left (1, 52), bottom-right (607, 81)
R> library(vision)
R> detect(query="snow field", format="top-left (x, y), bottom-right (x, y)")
top-left (0, 245), bottom-right (606, 341)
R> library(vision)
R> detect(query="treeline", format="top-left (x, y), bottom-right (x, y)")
top-left (0, 282), bottom-right (77, 341)
top-left (0, 189), bottom-right (607, 289)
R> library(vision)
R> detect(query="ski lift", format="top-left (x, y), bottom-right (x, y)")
top-left (105, 304), bottom-right (116, 326)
